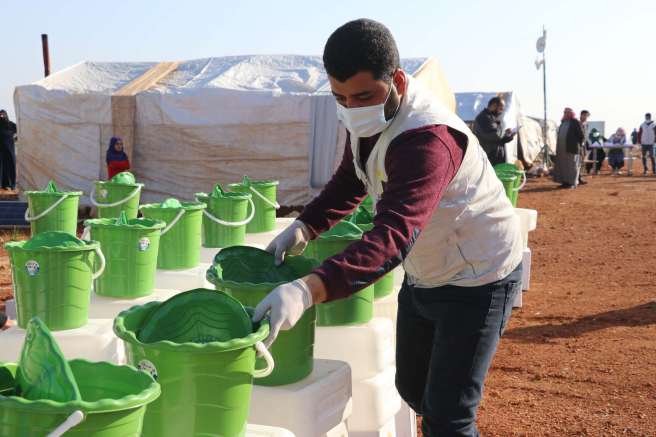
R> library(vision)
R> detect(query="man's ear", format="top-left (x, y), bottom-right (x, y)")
top-left (393, 69), bottom-right (407, 96)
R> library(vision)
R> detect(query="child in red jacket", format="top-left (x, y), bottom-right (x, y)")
top-left (106, 136), bottom-right (130, 179)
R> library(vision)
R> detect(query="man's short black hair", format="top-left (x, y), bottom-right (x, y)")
top-left (323, 19), bottom-right (400, 83)
top-left (581, 110), bottom-right (590, 116)
top-left (646, 113), bottom-right (652, 118)
top-left (488, 97), bottom-right (504, 107)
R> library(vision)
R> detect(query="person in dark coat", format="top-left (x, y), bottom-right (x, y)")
top-left (553, 107), bottom-right (585, 188)
top-left (0, 110), bottom-right (16, 190)
top-left (472, 97), bottom-right (516, 165)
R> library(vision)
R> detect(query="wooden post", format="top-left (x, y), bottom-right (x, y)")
top-left (41, 34), bottom-right (50, 77)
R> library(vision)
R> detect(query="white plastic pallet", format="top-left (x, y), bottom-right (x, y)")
top-left (246, 424), bottom-right (296, 437)
top-left (314, 318), bottom-right (394, 380)
top-left (350, 366), bottom-right (402, 432)
top-left (154, 263), bottom-right (213, 291)
top-left (0, 318), bottom-right (123, 364)
top-left (249, 359), bottom-right (352, 437)
top-left (88, 288), bottom-right (183, 320)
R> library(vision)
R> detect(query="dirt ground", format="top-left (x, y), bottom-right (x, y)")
top-left (1, 171), bottom-right (655, 436)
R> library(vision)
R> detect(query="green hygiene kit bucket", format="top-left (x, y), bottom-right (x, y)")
top-left (305, 220), bottom-right (374, 326)
top-left (24, 180), bottom-right (82, 237)
top-left (228, 176), bottom-right (279, 233)
top-left (140, 198), bottom-right (206, 270)
top-left (206, 246), bottom-right (318, 386)
top-left (196, 184), bottom-right (254, 248)
top-left (496, 172), bottom-right (518, 206)
top-left (91, 172), bottom-right (143, 219)
top-left (84, 211), bottom-right (164, 299)
top-left (0, 318), bottom-right (160, 437)
top-left (5, 232), bottom-right (105, 331)
top-left (114, 289), bottom-right (273, 437)
top-left (494, 163), bottom-right (526, 207)
top-left (356, 221), bottom-right (395, 299)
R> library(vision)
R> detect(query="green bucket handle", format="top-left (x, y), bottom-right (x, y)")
top-left (80, 227), bottom-right (107, 280)
top-left (24, 194), bottom-right (70, 222)
top-left (90, 184), bottom-right (143, 208)
top-left (253, 341), bottom-right (275, 378)
top-left (202, 196), bottom-right (256, 227)
top-left (514, 171), bottom-right (527, 191)
top-left (47, 410), bottom-right (84, 437)
top-left (249, 186), bottom-right (280, 210)
top-left (159, 209), bottom-right (186, 236)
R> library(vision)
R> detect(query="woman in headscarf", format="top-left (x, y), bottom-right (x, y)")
top-left (0, 109), bottom-right (17, 190)
top-left (553, 107), bottom-right (584, 188)
top-left (585, 128), bottom-right (606, 174)
top-left (607, 128), bottom-right (627, 175)
top-left (106, 136), bottom-right (130, 179)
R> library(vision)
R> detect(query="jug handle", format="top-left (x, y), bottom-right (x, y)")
top-left (47, 410), bottom-right (84, 437)
top-left (253, 341), bottom-right (275, 378)
top-left (92, 247), bottom-right (106, 280)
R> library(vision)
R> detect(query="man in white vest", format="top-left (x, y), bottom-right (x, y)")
top-left (253, 19), bottom-right (523, 436)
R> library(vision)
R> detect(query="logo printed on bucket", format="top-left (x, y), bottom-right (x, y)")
top-left (137, 359), bottom-right (158, 381)
top-left (25, 260), bottom-right (40, 277)
top-left (99, 189), bottom-right (108, 198)
top-left (138, 238), bottom-right (150, 252)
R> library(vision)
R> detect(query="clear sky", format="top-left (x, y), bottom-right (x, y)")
top-left (2, 0), bottom-right (654, 135)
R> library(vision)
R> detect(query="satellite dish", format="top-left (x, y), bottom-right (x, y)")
top-left (536, 36), bottom-right (546, 53)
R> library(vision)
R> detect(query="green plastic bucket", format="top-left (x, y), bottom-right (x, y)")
top-left (5, 232), bottom-right (105, 331)
top-left (140, 198), bottom-right (206, 270)
top-left (84, 212), bottom-right (164, 298)
top-left (496, 172), bottom-right (518, 206)
top-left (92, 172), bottom-right (143, 219)
top-left (206, 246), bottom-right (318, 386)
top-left (228, 176), bottom-right (279, 233)
top-left (196, 184), bottom-right (254, 248)
top-left (114, 289), bottom-right (272, 437)
top-left (305, 221), bottom-right (374, 326)
top-left (0, 360), bottom-right (160, 436)
top-left (24, 181), bottom-right (82, 237)
top-left (494, 164), bottom-right (525, 207)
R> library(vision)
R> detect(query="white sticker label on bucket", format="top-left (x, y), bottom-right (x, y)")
top-left (137, 359), bottom-right (158, 381)
top-left (99, 189), bottom-right (108, 199)
top-left (25, 260), bottom-right (40, 277)
top-left (138, 238), bottom-right (150, 252)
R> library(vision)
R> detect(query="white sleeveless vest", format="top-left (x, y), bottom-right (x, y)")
top-left (351, 77), bottom-right (523, 288)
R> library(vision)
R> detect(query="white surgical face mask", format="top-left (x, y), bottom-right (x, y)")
top-left (336, 83), bottom-right (395, 138)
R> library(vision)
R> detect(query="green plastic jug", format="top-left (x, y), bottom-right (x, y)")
top-left (84, 212), bottom-right (164, 298)
top-left (196, 184), bottom-right (254, 248)
top-left (304, 221), bottom-right (374, 326)
top-left (206, 246), bottom-right (318, 386)
top-left (91, 172), bottom-right (143, 219)
top-left (114, 289), bottom-right (273, 437)
top-left (140, 198), bottom-right (206, 270)
top-left (24, 181), bottom-right (82, 237)
top-left (5, 232), bottom-right (105, 330)
top-left (0, 360), bottom-right (160, 436)
top-left (228, 176), bottom-right (279, 233)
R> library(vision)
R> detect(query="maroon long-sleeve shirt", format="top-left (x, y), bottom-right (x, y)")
top-left (298, 124), bottom-right (467, 301)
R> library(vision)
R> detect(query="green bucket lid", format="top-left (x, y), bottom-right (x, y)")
top-left (111, 171), bottom-right (136, 185)
top-left (14, 317), bottom-right (81, 402)
top-left (5, 231), bottom-right (98, 252)
top-left (230, 175), bottom-right (279, 189)
top-left (137, 289), bottom-right (253, 344)
top-left (208, 246), bottom-right (318, 288)
top-left (209, 184), bottom-right (251, 200)
top-left (318, 220), bottom-right (363, 240)
top-left (140, 198), bottom-right (206, 212)
top-left (85, 211), bottom-right (165, 230)
top-left (24, 180), bottom-right (82, 197)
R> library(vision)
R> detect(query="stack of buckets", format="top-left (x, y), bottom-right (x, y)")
top-left (114, 289), bottom-right (273, 437)
top-left (494, 163), bottom-right (525, 207)
top-left (206, 246), bottom-right (318, 386)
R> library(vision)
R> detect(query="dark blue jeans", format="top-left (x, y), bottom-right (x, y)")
top-left (395, 264), bottom-right (522, 437)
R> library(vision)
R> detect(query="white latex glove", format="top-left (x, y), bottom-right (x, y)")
top-left (265, 220), bottom-right (311, 265)
top-left (252, 279), bottom-right (313, 348)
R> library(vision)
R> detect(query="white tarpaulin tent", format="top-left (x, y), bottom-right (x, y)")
top-left (14, 55), bottom-right (454, 206)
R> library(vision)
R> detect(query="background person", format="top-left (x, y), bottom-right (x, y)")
top-left (106, 136), bottom-right (130, 179)
top-left (638, 113), bottom-right (656, 175)
top-left (0, 109), bottom-right (17, 190)
top-left (553, 107), bottom-right (584, 188)
top-left (473, 97), bottom-right (516, 165)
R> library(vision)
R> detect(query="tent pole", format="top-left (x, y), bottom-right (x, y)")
top-left (541, 27), bottom-right (549, 167)
top-left (41, 34), bottom-right (50, 77)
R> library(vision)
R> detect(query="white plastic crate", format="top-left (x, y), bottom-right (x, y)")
top-left (315, 318), bottom-right (394, 380)
top-left (154, 263), bottom-right (213, 291)
top-left (373, 291), bottom-right (399, 335)
top-left (350, 366), bottom-right (402, 432)
top-left (246, 424), bottom-right (296, 437)
top-left (514, 208), bottom-right (538, 249)
top-left (88, 288), bottom-right (183, 320)
top-left (350, 417), bottom-right (396, 437)
top-left (395, 402), bottom-right (418, 437)
top-left (249, 359), bottom-right (352, 437)
top-left (0, 319), bottom-right (123, 364)
top-left (521, 247), bottom-right (532, 291)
